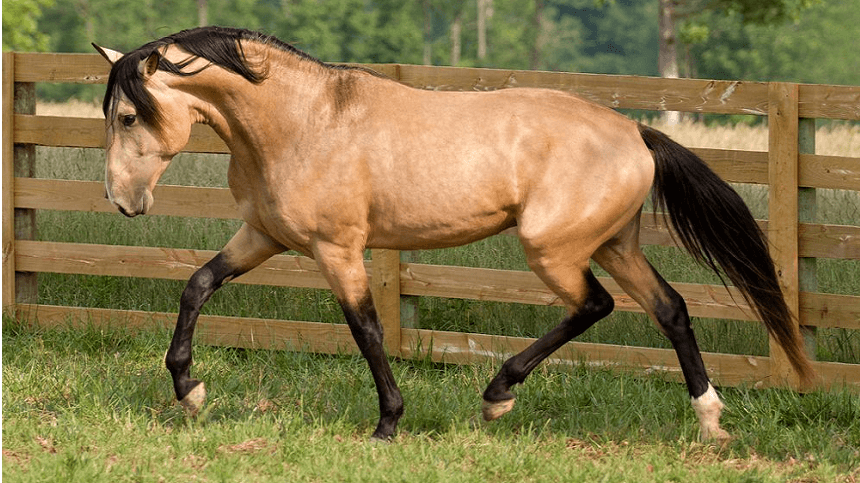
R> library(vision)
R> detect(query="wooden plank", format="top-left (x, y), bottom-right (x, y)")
top-left (15, 178), bottom-right (857, 260)
top-left (399, 328), bottom-right (773, 387)
top-left (800, 292), bottom-right (860, 330)
top-left (798, 223), bottom-right (860, 260)
top-left (13, 52), bottom-right (110, 84)
top-left (14, 304), bottom-right (359, 355)
top-left (394, 64), bottom-right (771, 115)
top-left (14, 240), bottom-right (857, 330)
top-left (799, 153), bottom-right (860, 191)
top-left (693, 148), bottom-right (769, 184)
top-left (14, 178), bottom-right (240, 219)
top-left (370, 249), bottom-right (402, 355)
top-left (401, 262), bottom-right (758, 321)
top-left (15, 240), bottom-right (332, 289)
top-left (401, 328), bottom-right (857, 390)
top-left (14, 303), bottom-right (856, 390)
top-left (798, 83), bottom-right (860, 121)
top-left (767, 82), bottom-right (801, 386)
top-left (16, 114), bottom-right (859, 190)
top-left (15, 115), bottom-right (103, 148)
top-left (14, 115), bottom-right (228, 153)
top-left (2, 52), bottom-right (16, 308)
top-left (10, 53), bottom-right (860, 119)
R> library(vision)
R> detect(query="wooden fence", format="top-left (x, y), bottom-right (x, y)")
top-left (3, 52), bottom-right (859, 391)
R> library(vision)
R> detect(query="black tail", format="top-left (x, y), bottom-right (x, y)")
top-left (638, 124), bottom-right (813, 383)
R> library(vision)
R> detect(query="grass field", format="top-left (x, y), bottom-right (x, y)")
top-left (3, 103), bottom-right (859, 480)
top-left (3, 320), bottom-right (859, 482)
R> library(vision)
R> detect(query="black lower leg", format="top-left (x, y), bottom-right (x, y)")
top-left (165, 253), bottom-right (238, 401)
top-left (341, 294), bottom-right (404, 440)
top-left (651, 270), bottom-right (710, 398)
top-left (484, 271), bottom-right (614, 403)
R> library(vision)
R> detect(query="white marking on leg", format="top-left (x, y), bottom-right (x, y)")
top-left (179, 382), bottom-right (207, 416)
top-left (481, 398), bottom-right (516, 421)
top-left (690, 383), bottom-right (730, 441)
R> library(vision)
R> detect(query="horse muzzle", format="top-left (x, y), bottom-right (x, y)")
top-left (107, 188), bottom-right (154, 218)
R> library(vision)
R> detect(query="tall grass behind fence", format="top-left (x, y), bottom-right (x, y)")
top-left (2, 52), bottom-right (859, 391)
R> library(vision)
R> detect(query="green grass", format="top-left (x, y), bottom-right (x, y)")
top-left (3, 320), bottom-right (858, 482)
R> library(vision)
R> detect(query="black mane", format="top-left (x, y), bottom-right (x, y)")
top-left (102, 26), bottom-right (363, 128)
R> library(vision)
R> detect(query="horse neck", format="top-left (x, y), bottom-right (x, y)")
top-left (178, 47), bottom-right (333, 159)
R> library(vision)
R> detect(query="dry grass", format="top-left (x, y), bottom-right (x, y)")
top-left (36, 100), bottom-right (103, 118)
top-left (650, 118), bottom-right (860, 157)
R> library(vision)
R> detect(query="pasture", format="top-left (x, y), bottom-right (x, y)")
top-left (3, 318), bottom-right (859, 482)
top-left (2, 101), bottom-right (859, 481)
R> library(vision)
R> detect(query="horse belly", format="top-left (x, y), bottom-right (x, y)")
top-left (366, 185), bottom-right (518, 250)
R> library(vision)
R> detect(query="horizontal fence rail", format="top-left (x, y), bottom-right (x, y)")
top-left (3, 52), bottom-right (858, 391)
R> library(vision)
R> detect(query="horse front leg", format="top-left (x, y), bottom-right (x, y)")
top-left (165, 223), bottom-right (284, 414)
top-left (313, 241), bottom-right (404, 440)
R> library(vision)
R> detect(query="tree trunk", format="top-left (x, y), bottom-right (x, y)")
top-left (530, 0), bottom-right (544, 70)
top-left (423, 0), bottom-right (432, 65)
top-left (197, 0), bottom-right (208, 27)
top-left (477, 0), bottom-right (488, 61)
top-left (450, 13), bottom-right (462, 66)
top-left (658, 0), bottom-right (681, 125)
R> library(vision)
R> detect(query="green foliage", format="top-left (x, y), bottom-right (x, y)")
top-left (2, 0), bottom-right (54, 51)
top-left (688, 2), bottom-right (860, 84)
top-left (20, 0), bottom-right (857, 101)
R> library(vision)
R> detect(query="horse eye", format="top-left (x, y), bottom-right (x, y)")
top-left (122, 114), bottom-right (137, 127)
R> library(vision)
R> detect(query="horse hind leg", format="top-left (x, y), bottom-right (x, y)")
top-left (482, 260), bottom-right (615, 421)
top-left (592, 229), bottom-right (730, 441)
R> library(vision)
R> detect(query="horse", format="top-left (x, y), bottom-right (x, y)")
top-left (94, 26), bottom-right (812, 441)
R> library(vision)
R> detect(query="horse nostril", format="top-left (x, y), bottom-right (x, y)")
top-left (117, 205), bottom-right (134, 217)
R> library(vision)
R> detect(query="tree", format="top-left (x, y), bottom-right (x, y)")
top-left (3, 0), bottom-right (54, 51)
top-left (656, 0), bottom-right (818, 123)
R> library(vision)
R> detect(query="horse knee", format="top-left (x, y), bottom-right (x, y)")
top-left (567, 273), bottom-right (615, 334)
top-left (341, 295), bottom-right (384, 348)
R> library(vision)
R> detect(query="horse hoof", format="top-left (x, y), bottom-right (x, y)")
top-left (482, 398), bottom-right (515, 421)
top-left (178, 382), bottom-right (206, 416)
top-left (701, 426), bottom-right (732, 442)
top-left (369, 435), bottom-right (391, 444)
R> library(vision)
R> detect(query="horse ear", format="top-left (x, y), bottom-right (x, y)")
top-left (92, 43), bottom-right (123, 65)
top-left (138, 52), bottom-right (160, 79)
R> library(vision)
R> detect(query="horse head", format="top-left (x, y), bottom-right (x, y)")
top-left (94, 44), bottom-right (197, 217)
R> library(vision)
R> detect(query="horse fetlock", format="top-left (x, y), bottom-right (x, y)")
top-left (178, 380), bottom-right (206, 416)
top-left (691, 383), bottom-right (730, 441)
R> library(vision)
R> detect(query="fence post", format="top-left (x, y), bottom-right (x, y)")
top-left (2, 52), bottom-right (16, 309)
top-left (12, 62), bottom-right (38, 305)
top-left (399, 251), bottom-right (419, 329)
top-left (370, 249), bottom-right (402, 356)
top-left (798, 118), bottom-right (818, 359)
top-left (767, 82), bottom-right (802, 388)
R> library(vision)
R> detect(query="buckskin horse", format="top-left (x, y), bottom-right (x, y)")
top-left (94, 26), bottom-right (812, 441)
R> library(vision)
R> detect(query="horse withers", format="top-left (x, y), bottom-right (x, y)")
top-left (94, 26), bottom-right (812, 441)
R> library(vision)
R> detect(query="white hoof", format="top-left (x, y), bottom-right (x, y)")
top-left (178, 382), bottom-right (206, 416)
top-left (691, 383), bottom-right (730, 442)
top-left (482, 398), bottom-right (515, 421)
